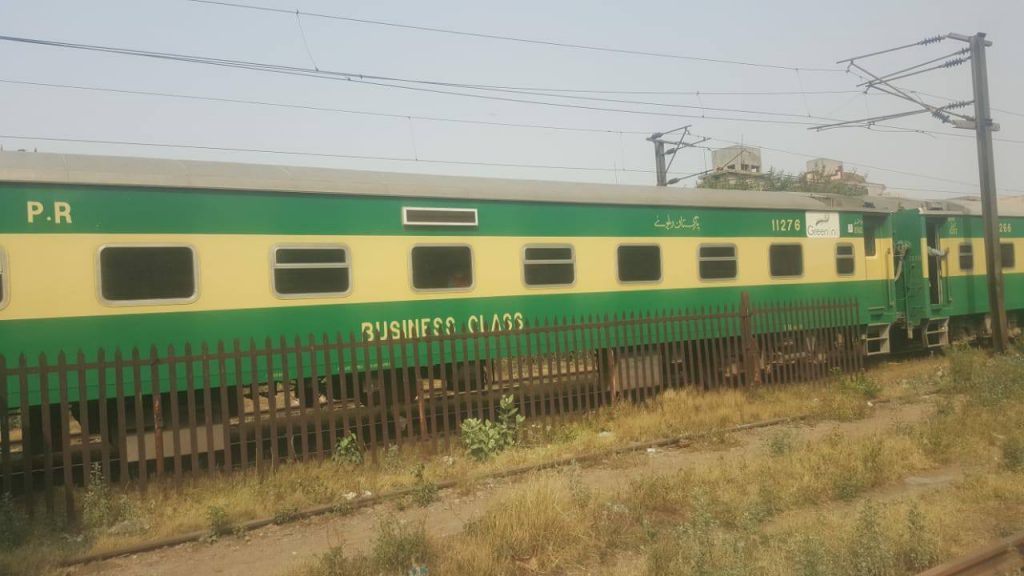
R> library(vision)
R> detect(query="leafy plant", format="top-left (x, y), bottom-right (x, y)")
top-left (373, 516), bottom-right (432, 572)
top-left (460, 395), bottom-right (524, 461)
top-left (765, 428), bottom-right (796, 457)
top-left (206, 505), bottom-right (231, 541)
top-left (332, 432), bottom-right (364, 465)
top-left (840, 373), bottom-right (881, 400)
top-left (900, 503), bottom-right (938, 572)
top-left (81, 463), bottom-right (136, 532)
top-left (411, 464), bottom-right (438, 508)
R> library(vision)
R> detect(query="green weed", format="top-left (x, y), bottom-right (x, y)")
top-left (332, 433), bottom-right (364, 465)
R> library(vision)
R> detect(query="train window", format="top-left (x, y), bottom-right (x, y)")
top-left (0, 248), bottom-right (7, 310)
top-left (412, 245), bottom-right (473, 290)
top-left (523, 245), bottom-right (575, 287)
top-left (769, 244), bottom-right (803, 278)
top-left (617, 245), bottom-right (661, 283)
top-left (959, 244), bottom-right (974, 271)
top-left (99, 246), bottom-right (197, 304)
top-left (272, 245), bottom-right (350, 297)
top-left (1002, 243), bottom-right (1016, 269)
top-left (698, 244), bottom-right (737, 280)
top-left (835, 243), bottom-right (855, 276)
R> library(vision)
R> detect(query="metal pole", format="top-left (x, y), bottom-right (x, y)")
top-left (652, 138), bottom-right (667, 186)
top-left (969, 33), bottom-right (1008, 352)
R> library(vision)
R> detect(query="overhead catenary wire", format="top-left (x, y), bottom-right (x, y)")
top-left (186, 0), bottom-right (845, 73)
top-left (0, 78), bottom-right (652, 136)
top-left (8, 77), bottom-right (1020, 148)
top-left (0, 133), bottom-right (655, 174)
top-left (0, 35), bottom-right (847, 127)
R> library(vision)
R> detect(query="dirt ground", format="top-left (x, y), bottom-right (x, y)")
top-left (68, 394), bottom-right (941, 576)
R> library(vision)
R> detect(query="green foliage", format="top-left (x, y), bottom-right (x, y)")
top-left (900, 503), bottom-right (938, 572)
top-left (791, 533), bottom-right (829, 576)
top-left (1002, 432), bottom-right (1024, 472)
top-left (272, 505), bottom-right (300, 525)
top-left (765, 428), bottom-right (797, 457)
top-left (373, 516), bottom-right (432, 572)
top-left (460, 395), bottom-right (524, 461)
top-left (301, 518), bottom-right (431, 576)
top-left (849, 501), bottom-right (894, 576)
top-left (332, 433), bottom-right (364, 465)
top-left (205, 505), bottom-right (230, 540)
top-left (0, 493), bottom-right (25, 549)
top-left (839, 373), bottom-right (881, 400)
top-left (411, 464), bottom-right (438, 508)
top-left (82, 463), bottom-right (136, 532)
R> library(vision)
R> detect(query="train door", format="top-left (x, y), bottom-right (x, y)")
top-left (891, 209), bottom-right (926, 332)
top-left (925, 218), bottom-right (945, 306)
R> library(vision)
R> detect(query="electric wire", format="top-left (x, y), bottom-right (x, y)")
top-left (0, 35), bottom-right (842, 127)
top-left (0, 133), bottom-right (655, 174)
top-left (0, 78), bottom-right (652, 136)
top-left (185, 0), bottom-right (845, 73)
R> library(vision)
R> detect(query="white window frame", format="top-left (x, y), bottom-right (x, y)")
top-left (616, 243), bottom-right (663, 285)
top-left (959, 243), bottom-right (974, 272)
top-left (835, 242), bottom-right (856, 277)
top-left (402, 207), bottom-right (478, 228)
top-left (409, 243), bottom-right (476, 293)
top-left (768, 243), bottom-right (804, 279)
top-left (97, 244), bottom-right (200, 306)
top-left (697, 243), bottom-right (738, 282)
top-left (271, 244), bottom-right (352, 299)
top-left (521, 244), bottom-right (576, 288)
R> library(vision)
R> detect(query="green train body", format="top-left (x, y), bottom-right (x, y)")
top-left (1, 152), bottom-right (1022, 410)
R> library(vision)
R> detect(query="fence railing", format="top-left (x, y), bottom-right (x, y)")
top-left (0, 294), bottom-right (862, 521)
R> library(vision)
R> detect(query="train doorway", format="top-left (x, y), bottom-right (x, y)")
top-left (925, 219), bottom-right (944, 306)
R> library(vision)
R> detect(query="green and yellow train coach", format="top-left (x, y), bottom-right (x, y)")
top-left (0, 152), bottom-right (1021, 417)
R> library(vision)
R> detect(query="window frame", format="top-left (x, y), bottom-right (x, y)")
top-left (616, 243), bottom-right (663, 285)
top-left (959, 243), bottom-right (974, 272)
top-left (697, 243), bottom-right (738, 282)
top-left (521, 244), bottom-right (576, 289)
top-left (96, 243), bottom-right (200, 307)
top-left (270, 243), bottom-right (352, 299)
top-left (1001, 242), bottom-right (1016, 270)
top-left (409, 243), bottom-right (476, 293)
top-left (0, 247), bottom-right (8, 311)
top-left (835, 242), bottom-right (856, 277)
top-left (402, 206), bottom-right (479, 228)
top-left (768, 243), bottom-right (804, 279)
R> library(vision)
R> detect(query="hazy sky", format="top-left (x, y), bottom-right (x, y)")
top-left (1, 0), bottom-right (1022, 199)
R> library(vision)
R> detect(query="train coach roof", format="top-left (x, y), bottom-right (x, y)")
top-left (0, 150), bottom-right (937, 214)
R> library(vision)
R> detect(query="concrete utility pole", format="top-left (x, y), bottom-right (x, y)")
top-left (965, 32), bottom-right (1009, 352)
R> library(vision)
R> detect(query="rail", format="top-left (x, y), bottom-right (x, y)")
top-left (916, 532), bottom-right (1024, 576)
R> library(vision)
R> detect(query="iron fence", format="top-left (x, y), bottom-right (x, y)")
top-left (0, 294), bottom-right (862, 521)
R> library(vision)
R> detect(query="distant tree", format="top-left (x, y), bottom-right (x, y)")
top-left (700, 168), bottom-right (868, 196)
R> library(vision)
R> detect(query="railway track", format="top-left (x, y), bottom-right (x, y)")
top-left (917, 532), bottom-right (1024, 576)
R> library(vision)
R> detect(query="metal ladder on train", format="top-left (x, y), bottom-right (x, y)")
top-left (865, 323), bottom-right (892, 356)
top-left (923, 318), bottom-right (950, 348)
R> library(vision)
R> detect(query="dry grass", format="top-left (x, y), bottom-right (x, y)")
top-left (290, 349), bottom-right (1023, 576)
top-left (0, 355), bottom-right (949, 574)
